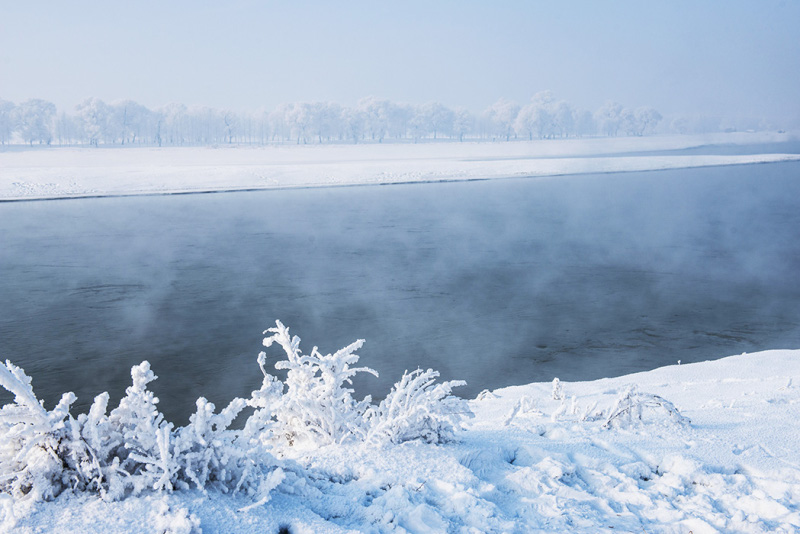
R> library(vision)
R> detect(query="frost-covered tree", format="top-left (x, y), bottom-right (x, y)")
top-left (54, 112), bottom-right (80, 146)
top-left (594, 100), bottom-right (624, 136)
top-left (516, 91), bottom-right (580, 140)
top-left (75, 98), bottom-right (111, 146)
top-left (160, 103), bottom-right (189, 146)
top-left (453, 107), bottom-right (474, 142)
top-left (0, 99), bottom-right (15, 144)
top-left (269, 103), bottom-right (293, 142)
top-left (220, 109), bottom-right (239, 143)
top-left (183, 106), bottom-right (219, 145)
top-left (109, 100), bottom-right (153, 145)
top-left (13, 99), bottom-right (56, 145)
top-left (620, 108), bottom-right (637, 136)
top-left (254, 109), bottom-right (272, 144)
top-left (670, 115), bottom-right (691, 134)
top-left (574, 108), bottom-right (596, 137)
top-left (279, 102), bottom-right (316, 144)
top-left (553, 100), bottom-right (576, 138)
top-left (620, 106), bottom-right (662, 136)
top-left (419, 102), bottom-right (455, 139)
top-left (342, 106), bottom-right (366, 143)
top-left (408, 105), bottom-right (429, 142)
top-left (483, 98), bottom-right (520, 141)
top-left (309, 101), bottom-right (343, 143)
top-left (358, 96), bottom-right (391, 142)
top-left (515, 104), bottom-right (543, 140)
top-left (387, 102), bottom-right (413, 140)
top-left (634, 107), bottom-right (662, 136)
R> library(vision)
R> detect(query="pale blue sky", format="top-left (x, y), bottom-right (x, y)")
top-left (1, 0), bottom-right (797, 123)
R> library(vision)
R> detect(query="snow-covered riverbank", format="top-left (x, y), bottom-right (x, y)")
top-left (1, 132), bottom-right (798, 201)
top-left (5, 347), bottom-right (799, 533)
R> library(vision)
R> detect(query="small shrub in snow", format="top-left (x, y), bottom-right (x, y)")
top-left (602, 386), bottom-right (690, 429)
top-left (579, 401), bottom-right (601, 422)
top-left (503, 396), bottom-right (542, 426)
top-left (365, 369), bottom-right (472, 445)
top-left (263, 320), bottom-right (378, 447)
top-left (0, 358), bottom-right (284, 504)
top-left (173, 396), bottom-right (251, 493)
top-left (551, 378), bottom-right (564, 401)
top-left (0, 360), bottom-right (78, 501)
top-left (550, 400), bottom-right (568, 422)
top-left (260, 321), bottom-right (471, 447)
top-left (475, 389), bottom-right (498, 401)
top-left (107, 362), bottom-right (176, 495)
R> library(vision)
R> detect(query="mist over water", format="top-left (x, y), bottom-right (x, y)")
top-left (2, 161), bottom-right (800, 424)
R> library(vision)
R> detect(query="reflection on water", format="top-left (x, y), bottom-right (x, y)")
top-left (2, 161), bottom-right (800, 423)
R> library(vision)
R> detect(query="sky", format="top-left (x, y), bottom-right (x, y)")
top-left (1, 0), bottom-right (798, 124)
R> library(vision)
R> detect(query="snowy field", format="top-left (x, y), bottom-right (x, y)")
top-left (1, 132), bottom-right (799, 201)
top-left (2, 132), bottom-right (800, 533)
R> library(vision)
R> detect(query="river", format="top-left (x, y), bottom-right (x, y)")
top-left (2, 161), bottom-right (799, 423)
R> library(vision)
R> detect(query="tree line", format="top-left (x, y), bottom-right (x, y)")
top-left (0, 92), bottom-right (669, 147)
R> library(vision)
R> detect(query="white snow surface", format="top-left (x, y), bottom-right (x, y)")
top-left (1, 132), bottom-right (799, 201)
top-left (5, 350), bottom-right (800, 533)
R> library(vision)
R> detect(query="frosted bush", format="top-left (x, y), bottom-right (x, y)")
top-left (0, 360), bottom-right (78, 501)
top-left (0, 358), bottom-right (285, 504)
top-left (551, 378), bottom-right (564, 401)
top-left (260, 321), bottom-right (472, 447)
top-left (173, 396), bottom-right (247, 492)
top-left (0, 319), bottom-right (470, 505)
top-left (107, 362), bottom-right (176, 495)
top-left (365, 368), bottom-right (472, 445)
top-left (263, 320), bottom-right (378, 447)
top-left (603, 385), bottom-right (690, 429)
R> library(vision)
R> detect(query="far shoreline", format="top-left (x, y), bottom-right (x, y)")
top-left (1, 155), bottom-right (798, 203)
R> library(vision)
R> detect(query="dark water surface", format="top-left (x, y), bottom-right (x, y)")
top-left (2, 162), bottom-right (800, 423)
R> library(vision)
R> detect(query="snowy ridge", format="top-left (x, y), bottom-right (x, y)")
top-left (1, 133), bottom-right (798, 201)
top-left (3, 324), bottom-right (799, 532)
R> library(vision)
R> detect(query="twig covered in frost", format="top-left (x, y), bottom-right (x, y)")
top-left (603, 385), bottom-right (690, 429)
top-left (475, 389), bottom-right (498, 401)
top-left (503, 396), bottom-right (541, 426)
top-left (552, 378), bottom-right (564, 401)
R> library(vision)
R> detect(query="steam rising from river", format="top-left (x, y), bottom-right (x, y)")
top-left (2, 160), bottom-right (800, 423)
